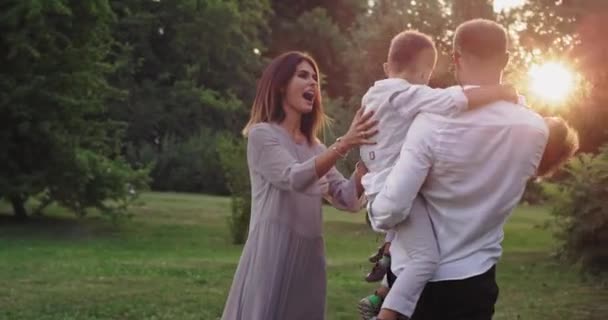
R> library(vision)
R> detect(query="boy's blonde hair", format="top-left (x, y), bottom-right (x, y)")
top-left (387, 30), bottom-right (437, 72)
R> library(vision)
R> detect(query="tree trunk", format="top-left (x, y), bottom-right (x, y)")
top-left (10, 195), bottom-right (27, 220)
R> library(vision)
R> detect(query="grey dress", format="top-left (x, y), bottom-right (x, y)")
top-left (221, 123), bottom-right (361, 320)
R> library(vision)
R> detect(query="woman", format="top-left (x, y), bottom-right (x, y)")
top-left (221, 51), bottom-right (378, 320)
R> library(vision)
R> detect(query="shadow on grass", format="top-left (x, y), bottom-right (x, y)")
top-left (324, 220), bottom-right (371, 234)
top-left (0, 212), bottom-right (122, 241)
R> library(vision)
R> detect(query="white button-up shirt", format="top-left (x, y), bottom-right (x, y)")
top-left (368, 100), bottom-right (549, 281)
top-left (360, 78), bottom-right (468, 196)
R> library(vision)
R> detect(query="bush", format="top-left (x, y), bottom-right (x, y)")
top-left (546, 146), bottom-right (608, 277)
top-left (48, 149), bottom-right (150, 221)
top-left (127, 128), bottom-right (228, 194)
top-left (323, 95), bottom-right (357, 175)
top-left (217, 134), bottom-right (251, 244)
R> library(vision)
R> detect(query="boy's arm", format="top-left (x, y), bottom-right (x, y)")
top-left (391, 84), bottom-right (518, 119)
top-left (464, 84), bottom-right (518, 110)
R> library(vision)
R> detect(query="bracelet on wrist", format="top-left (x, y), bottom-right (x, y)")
top-left (331, 136), bottom-right (350, 159)
top-left (330, 145), bottom-right (348, 159)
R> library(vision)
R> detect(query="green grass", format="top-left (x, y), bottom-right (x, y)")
top-left (0, 192), bottom-right (606, 319)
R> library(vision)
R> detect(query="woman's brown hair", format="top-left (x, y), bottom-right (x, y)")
top-left (242, 51), bottom-right (326, 144)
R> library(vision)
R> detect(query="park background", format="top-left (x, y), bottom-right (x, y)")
top-left (1, 0), bottom-right (607, 319)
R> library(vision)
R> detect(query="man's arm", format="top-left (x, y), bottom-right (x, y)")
top-left (367, 115), bottom-right (436, 231)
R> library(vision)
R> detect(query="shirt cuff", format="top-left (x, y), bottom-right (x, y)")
top-left (367, 199), bottom-right (391, 232)
top-left (382, 291), bottom-right (417, 318)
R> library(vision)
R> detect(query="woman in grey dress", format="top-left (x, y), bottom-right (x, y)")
top-left (221, 51), bottom-right (378, 320)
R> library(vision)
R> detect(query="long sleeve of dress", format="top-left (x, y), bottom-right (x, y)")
top-left (321, 162), bottom-right (361, 212)
top-left (247, 125), bottom-right (319, 192)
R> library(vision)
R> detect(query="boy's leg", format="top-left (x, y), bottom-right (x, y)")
top-left (381, 198), bottom-right (439, 319)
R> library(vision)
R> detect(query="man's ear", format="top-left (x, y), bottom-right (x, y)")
top-left (383, 62), bottom-right (389, 77)
top-left (501, 51), bottom-right (510, 69)
top-left (452, 50), bottom-right (461, 66)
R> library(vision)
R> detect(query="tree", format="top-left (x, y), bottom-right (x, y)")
top-left (345, 0), bottom-right (450, 99)
top-left (217, 135), bottom-right (250, 244)
top-left (267, 0), bottom-right (367, 97)
top-left (493, 1), bottom-right (608, 276)
top-left (565, 5), bottom-right (608, 153)
top-left (452, 0), bottom-right (494, 23)
top-left (499, 0), bottom-right (608, 152)
top-left (107, 0), bottom-right (270, 193)
top-left (0, 0), bottom-right (147, 219)
top-left (547, 145), bottom-right (608, 276)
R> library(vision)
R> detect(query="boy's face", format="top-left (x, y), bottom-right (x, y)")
top-left (413, 48), bottom-right (437, 85)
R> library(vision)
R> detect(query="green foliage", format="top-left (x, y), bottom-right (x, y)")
top-left (4, 0), bottom-right (608, 229)
top-left (217, 135), bottom-right (251, 244)
top-left (271, 8), bottom-right (350, 97)
top-left (323, 95), bottom-right (358, 175)
top-left (48, 149), bottom-right (150, 220)
top-left (499, 1), bottom-right (608, 152)
top-left (0, 0), bottom-right (146, 218)
top-left (345, 0), bottom-right (451, 98)
top-left (269, 0), bottom-right (367, 32)
top-left (108, 0), bottom-right (268, 138)
top-left (107, 0), bottom-right (270, 194)
top-left (546, 146), bottom-right (608, 277)
top-left (132, 128), bottom-right (227, 194)
top-left (451, 0), bottom-right (494, 22)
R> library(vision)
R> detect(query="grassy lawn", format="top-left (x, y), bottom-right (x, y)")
top-left (0, 192), bottom-right (606, 319)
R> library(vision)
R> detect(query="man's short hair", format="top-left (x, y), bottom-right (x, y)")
top-left (388, 30), bottom-right (436, 72)
top-left (454, 19), bottom-right (508, 60)
top-left (537, 117), bottom-right (579, 177)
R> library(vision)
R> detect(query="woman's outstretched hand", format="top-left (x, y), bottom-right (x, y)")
top-left (316, 107), bottom-right (378, 181)
top-left (338, 107), bottom-right (378, 152)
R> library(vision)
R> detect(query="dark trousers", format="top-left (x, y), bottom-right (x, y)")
top-left (387, 265), bottom-right (499, 320)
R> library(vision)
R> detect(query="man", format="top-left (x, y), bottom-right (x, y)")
top-left (367, 19), bottom-right (579, 320)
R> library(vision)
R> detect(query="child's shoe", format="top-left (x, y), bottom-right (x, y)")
top-left (365, 254), bottom-right (390, 282)
top-left (369, 242), bottom-right (390, 263)
top-left (368, 245), bottom-right (384, 263)
top-left (358, 294), bottom-right (382, 320)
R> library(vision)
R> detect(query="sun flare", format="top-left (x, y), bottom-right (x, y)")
top-left (528, 62), bottom-right (575, 103)
top-left (493, 0), bottom-right (525, 12)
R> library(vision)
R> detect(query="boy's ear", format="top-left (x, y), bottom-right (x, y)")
top-left (383, 62), bottom-right (389, 77)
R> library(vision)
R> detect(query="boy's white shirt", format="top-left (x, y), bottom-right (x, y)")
top-left (360, 78), bottom-right (469, 197)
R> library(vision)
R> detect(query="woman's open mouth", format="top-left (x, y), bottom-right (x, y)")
top-left (303, 91), bottom-right (314, 102)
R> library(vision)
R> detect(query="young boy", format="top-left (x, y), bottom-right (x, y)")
top-left (357, 30), bottom-right (518, 320)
